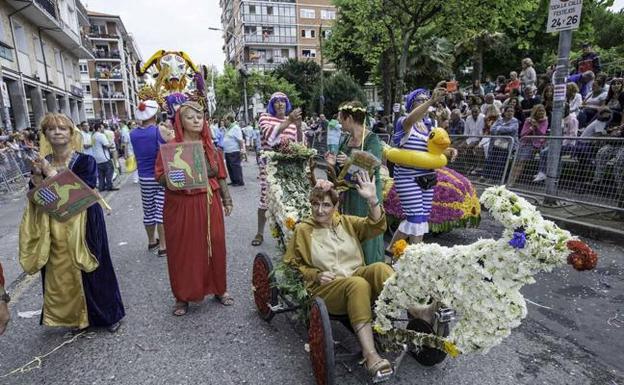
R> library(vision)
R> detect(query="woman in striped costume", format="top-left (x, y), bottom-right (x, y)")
top-left (252, 92), bottom-right (303, 246)
top-left (391, 85), bottom-right (447, 246)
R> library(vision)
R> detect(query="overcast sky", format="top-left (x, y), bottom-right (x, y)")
top-left (85, 0), bottom-right (624, 73)
top-left (85, 0), bottom-right (226, 70)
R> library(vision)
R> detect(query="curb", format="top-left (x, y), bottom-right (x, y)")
top-left (541, 212), bottom-right (624, 243)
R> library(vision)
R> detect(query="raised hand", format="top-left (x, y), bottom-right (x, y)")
top-left (355, 172), bottom-right (377, 202)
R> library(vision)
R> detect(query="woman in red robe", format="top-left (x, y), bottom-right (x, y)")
top-left (155, 101), bottom-right (233, 316)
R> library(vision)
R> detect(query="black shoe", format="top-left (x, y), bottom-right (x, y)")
top-left (108, 187), bottom-right (120, 191)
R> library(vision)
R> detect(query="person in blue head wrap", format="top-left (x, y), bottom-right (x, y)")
top-left (389, 81), bottom-right (447, 248)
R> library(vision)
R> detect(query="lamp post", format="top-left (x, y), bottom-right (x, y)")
top-left (208, 27), bottom-right (249, 123)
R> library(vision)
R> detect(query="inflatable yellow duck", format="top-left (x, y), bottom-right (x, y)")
top-left (383, 127), bottom-right (451, 169)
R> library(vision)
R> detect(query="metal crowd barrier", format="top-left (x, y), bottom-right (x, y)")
top-left (449, 135), bottom-right (516, 186)
top-left (0, 150), bottom-right (29, 192)
top-left (505, 135), bottom-right (624, 212)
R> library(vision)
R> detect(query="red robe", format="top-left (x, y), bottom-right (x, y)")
top-left (155, 113), bottom-right (229, 302)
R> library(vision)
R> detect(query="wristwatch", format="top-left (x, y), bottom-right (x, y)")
top-left (0, 291), bottom-right (9, 304)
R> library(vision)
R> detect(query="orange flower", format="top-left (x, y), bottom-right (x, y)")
top-left (285, 217), bottom-right (296, 231)
top-left (392, 240), bottom-right (408, 258)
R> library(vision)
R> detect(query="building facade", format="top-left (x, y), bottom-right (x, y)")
top-left (0, 0), bottom-right (93, 131)
top-left (219, 0), bottom-right (336, 71)
top-left (80, 11), bottom-right (142, 122)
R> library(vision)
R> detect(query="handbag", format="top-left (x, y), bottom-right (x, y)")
top-left (125, 155), bottom-right (137, 172)
top-left (414, 172), bottom-right (437, 190)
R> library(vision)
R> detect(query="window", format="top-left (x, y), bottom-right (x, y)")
top-left (54, 49), bottom-right (63, 70)
top-left (33, 37), bottom-right (44, 61)
top-left (79, 64), bottom-right (88, 73)
top-left (321, 10), bottom-right (336, 20)
top-left (13, 23), bottom-right (28, 52)
top-left (302, 49), bottom-right (316, 58)
top-left (249, 5), bottom-right (256, 14)
top-left (267, 6), bottom-right (273, 15)
top-left (245, 26), bottom-right (257, 34)
top-left (301, 29), bottom-right (315, 38)
top-left (300, 8), bottom-right (315, 19)
top-left (83, 84), bottom-right (91, 93)
top-left (322, 29), bottom-right (332, 39)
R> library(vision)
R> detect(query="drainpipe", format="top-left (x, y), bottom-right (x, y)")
top-left (38, 28), bottom-right (51, 84)
top-left (8, 3), bottom-right (33, 129)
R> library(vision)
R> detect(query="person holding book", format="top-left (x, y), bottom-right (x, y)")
top-left (325, 101), bottom-right (384, 264)
top-left (155, 101), bottom-right (234, 316)
top-left (19, 113), bottom-right (125, 332)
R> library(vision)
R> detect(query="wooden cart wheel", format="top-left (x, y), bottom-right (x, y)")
top-left (308, 297), bottom-right (336, 385)
top-left (252, 253), bottom-right (278, 322)
top-left (406, 318), bottom-right (449, 366)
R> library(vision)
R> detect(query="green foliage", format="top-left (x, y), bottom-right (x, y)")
top-left (271, 261), bottom-right (311, 322)
top-left (309, 71), bottom-right (367, 117)
top-left (273, 59), bottom-right (321, 110)
top-left (213, 65), bottom-right (301, 118)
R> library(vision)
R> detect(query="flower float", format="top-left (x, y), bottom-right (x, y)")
top-left (374, 186), bottom-right (598, 356)
top-left (264, 142), bottom-right (317, 250)
top-left (384, 167), bottom-right (481, 233)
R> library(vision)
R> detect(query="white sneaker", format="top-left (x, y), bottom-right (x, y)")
top-left (533, 172), bottom-right (546, 182)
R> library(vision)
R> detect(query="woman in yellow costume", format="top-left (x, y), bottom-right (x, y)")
top-left (19, 113), bottom-right (125, 332)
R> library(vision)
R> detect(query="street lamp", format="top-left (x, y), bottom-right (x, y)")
top-left (208, 27), bottom-right (249, 124)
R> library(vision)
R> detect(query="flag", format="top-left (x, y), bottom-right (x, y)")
top-left (37, 187), bottom-right (59, 206)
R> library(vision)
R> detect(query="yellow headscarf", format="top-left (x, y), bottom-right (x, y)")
top-left (38, 113), bottom-right (83, 158)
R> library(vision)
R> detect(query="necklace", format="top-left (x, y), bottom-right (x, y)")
top-left (50, 151), bottom-right (75, 171)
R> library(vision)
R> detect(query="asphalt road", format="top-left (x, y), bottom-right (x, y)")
top-left (0, 159), bottom-right (622, 385)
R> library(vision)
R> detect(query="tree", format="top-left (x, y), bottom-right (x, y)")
top-left (273, 59), bottom-right (321, 109)
top-left (214, 65), bottom-right (301, 119)
top-left (309, 71), bottom-right (367, 118)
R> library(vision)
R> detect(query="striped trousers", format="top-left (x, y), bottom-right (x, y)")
top-left (139, 177), bottom-right (165, 226)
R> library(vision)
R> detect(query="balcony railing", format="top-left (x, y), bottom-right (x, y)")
top-left (243, 35), bottom-right (296, 44)
top-left (242, 14), bottom-right (296, 25)
top-left (93, 50), bottom-right (121, 59)
top-left (88, 32), bottom-right (120, 40)
top-left (35, 0), bottom-right (57, 19)
top-left (94, 71), bottom-right (123, 80)
top-left (96, 92), bottom-right (125, 99)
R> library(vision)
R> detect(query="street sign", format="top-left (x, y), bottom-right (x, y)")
top-left (553, 83), bottom-right (567, 103)
top-left (547, 0), bottom-right (583, 33)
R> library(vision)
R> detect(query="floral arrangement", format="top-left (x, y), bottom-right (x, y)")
top-left (374, 185), bottom-right (597, 356)
top-left (383, 167), bottom-right (481, 233)
top-left (264, 142), bottom-right (317, 251)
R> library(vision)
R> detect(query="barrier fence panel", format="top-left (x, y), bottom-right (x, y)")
top-left (0, 151), bottom-right (28, 192)
top-left (449, 135), bottom-right (516, 186)
top-left (505, 136), bottom-right (624, 212)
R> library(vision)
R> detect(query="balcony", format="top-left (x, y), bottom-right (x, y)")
top-left (5, 0), bottom-right (93, 59)
top-left (242, 14), bottom-right (296, 25)
top-left (92, 49), bottom-right (121, 60)
top-left (243, 35), bottom-right (296, 45)
top-left (94, 71), bottom-right (123, 80)
top-left (95, 91), bottom-right (126, 100)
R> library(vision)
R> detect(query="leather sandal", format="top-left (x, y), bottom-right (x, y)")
top-left (251, 234), bottom-right (263, 246)
top-left (215, 294), bottom-right (234, 306)
top-left (365, 358), bottom-right (393, 377)
top-left (148, 239), bottom-right (159, 250)
top-left (173, 301), bottom-right (189, 316)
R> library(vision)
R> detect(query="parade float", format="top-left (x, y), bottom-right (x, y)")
top-left (251, 131), bottom-right (597, 385)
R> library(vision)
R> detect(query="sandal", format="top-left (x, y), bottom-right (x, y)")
top-left (215, 294), bottom-right (234, 306)
top-left (148, 239), bottom-right (159, 250)
top-left (365, 358), bottom-right (393, 378)
top-left (173, 301), bottom-right (188, 316)
top-left (157, 249), bottom-right (167, 258)
top-left (251, 234), bottom-right (263, 246)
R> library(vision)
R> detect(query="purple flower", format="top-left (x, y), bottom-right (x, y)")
top-left (509, 230), bottom-right (527, 249)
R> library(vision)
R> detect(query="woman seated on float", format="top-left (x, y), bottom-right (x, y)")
top-left (283, 173), bottom-right (394, 377)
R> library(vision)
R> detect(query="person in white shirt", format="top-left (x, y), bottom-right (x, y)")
top-left (480, 93), bottom-right (502, 116)
top-left (79, 121), bottom-right (94, 157)
top-left (456, 106), bottom-right (486, 174)
top-left (92, 123), bottom-right (117, 191)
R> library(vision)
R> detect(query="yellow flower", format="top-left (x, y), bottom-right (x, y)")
top-left (392, 240), bottom-right (408, 258)
top-left (271, 226), bottom-right (281, 239)
top-left (285, 217), bottom-right (296, 231)
top-left (373, 324), bottom-right (385, 335)
top-left (443, 340), bottom-right (461, 358)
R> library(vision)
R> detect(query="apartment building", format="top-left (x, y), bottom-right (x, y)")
top-left (80, 11), bottom-right (142, 122)
top-left (0, 0), bottom-right (93, 131)
top-left (219, 0), bottom-right (336, 71)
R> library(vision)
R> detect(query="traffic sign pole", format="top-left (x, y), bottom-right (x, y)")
top-left (544, 29), bottom-right (573, 204)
